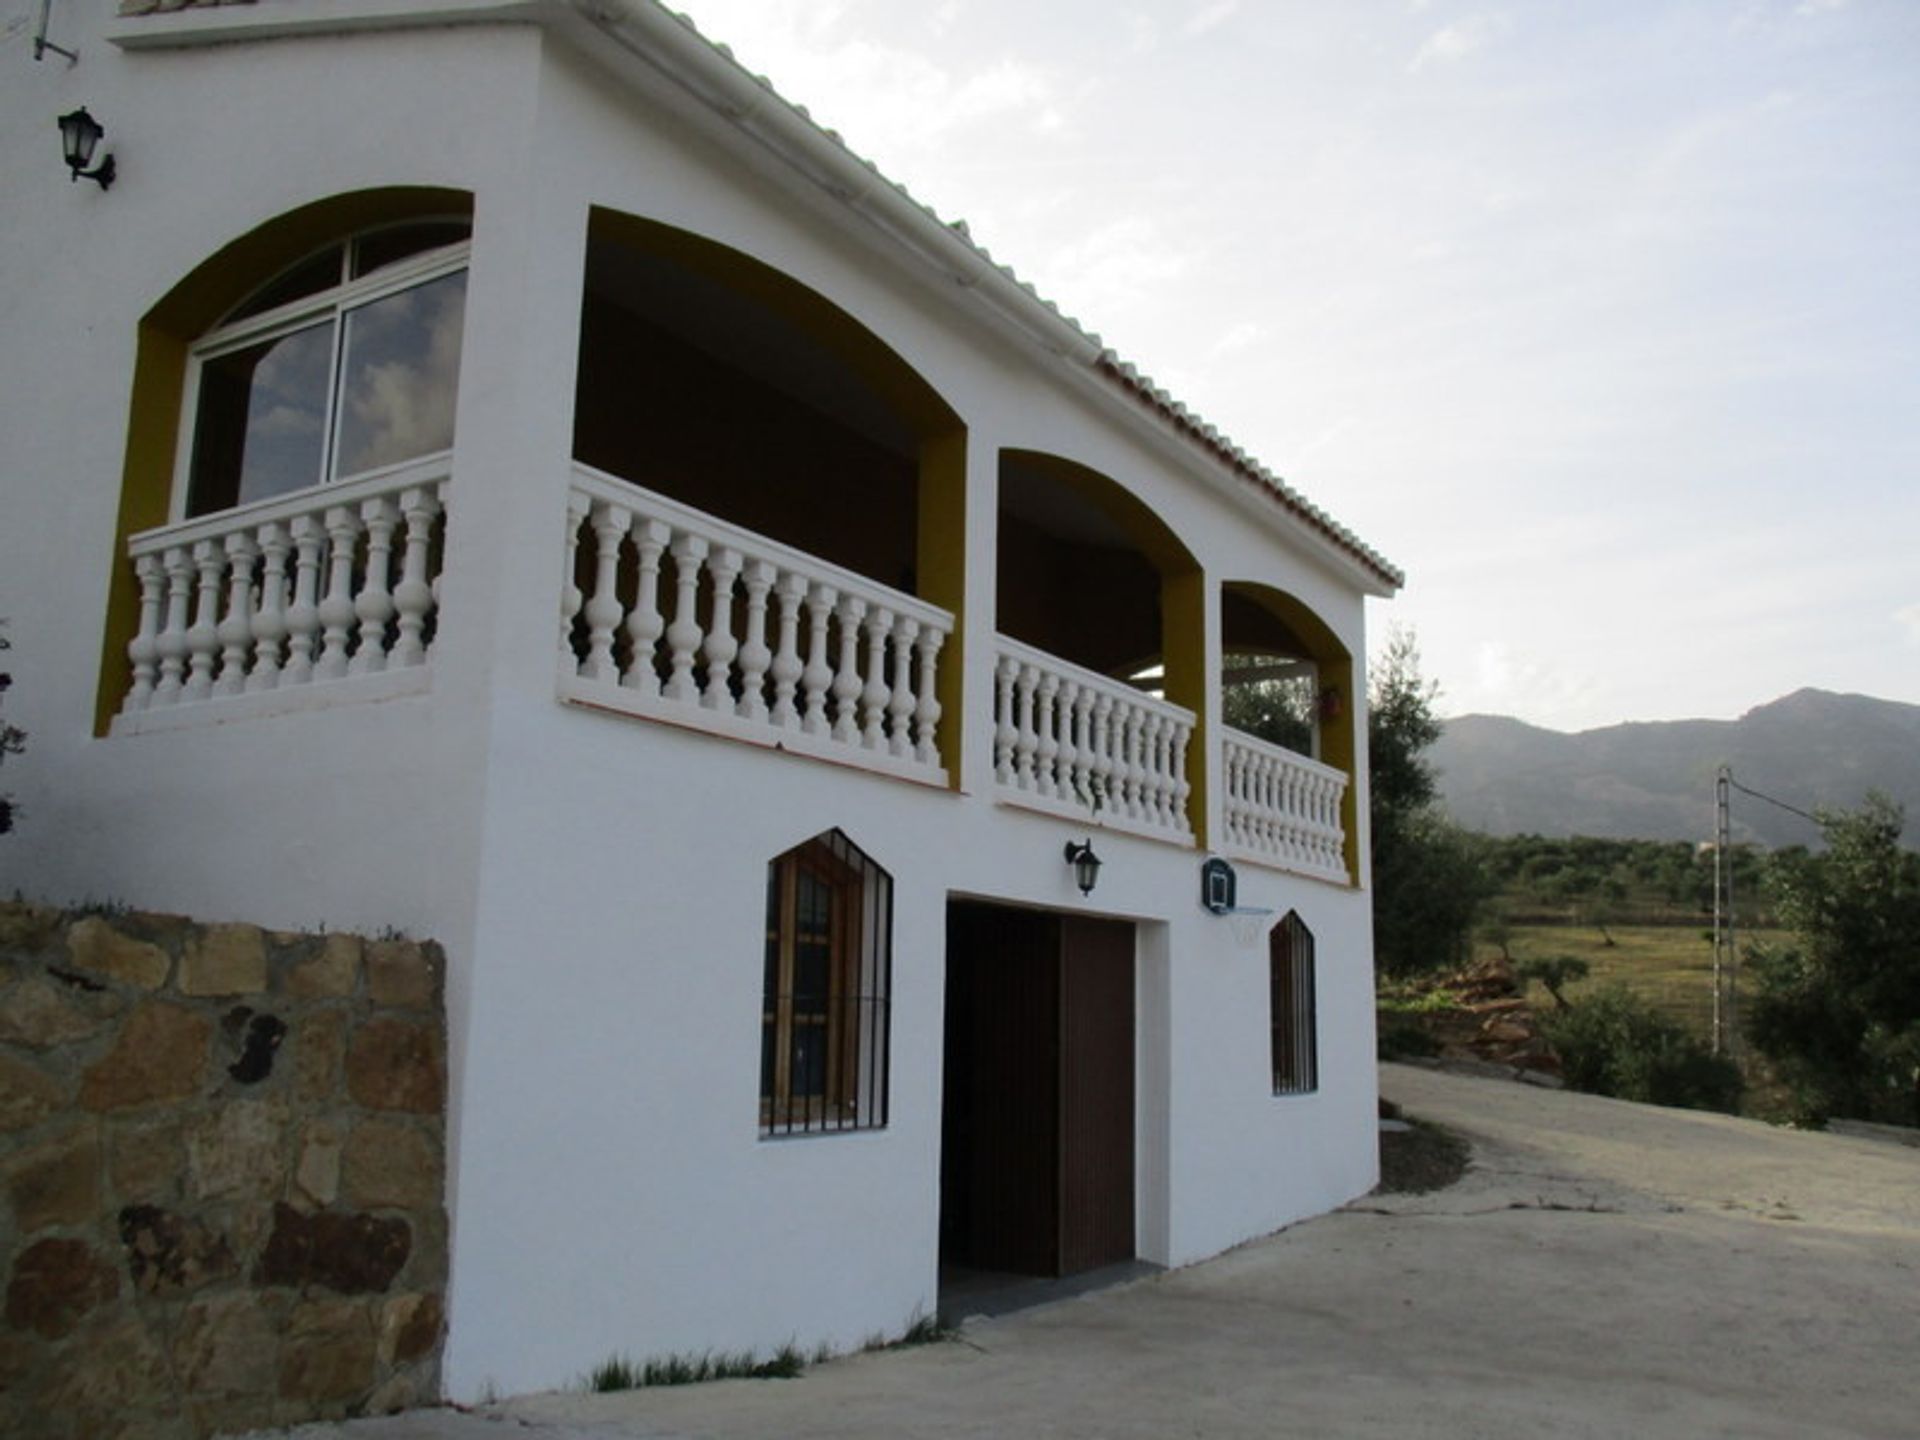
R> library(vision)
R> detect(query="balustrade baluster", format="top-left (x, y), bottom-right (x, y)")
top-left (184, 540), bottom-right (224, 701)
top-left (154, 547), bottom-right (194, 705)
top-left (799, 584), bottom-right (837, 736)
top-left (314, 507), bottom-right (361, 680)
top-left (735, 560), bottom-right (777, 722)
top-left (913, 628), bottom-right (944, 766)
top-left (993, 654), bottom-right (1019, 785)
top-left (214, 532), bottom-right (258, 696)
top-left (1012, 662), bottom-right (1040, 791)
top-left (662, 533), bottom-right (710, 703)
top-left (857, 606), bottom-right (892, 750)
top-left (1032, 671), bottom-right (1061, 800)
top-left (392, 487), bottom-right (440, 668)
top-left (768, 572), bottom-right (807, 726)
top-left (582, 501), bottom-right (633, 684)
top-left (350, 498), bottom-right (398, 674)
top-left (126, 555), bottom-right (164, 711)
top-left (831, 595), bottom-right (867, 745)
top-left (701, 547), bottom-right (744, 711)
top-left (249, 523), bottom-right (290, 692)
top-left (283, 516), bottom-right (324, 686)
top-left (1089, 692), bottom-right (1115, 815)
top-left (1055, 679), bottom-right (1081, 807)
top-left (622, 519), bottom-right (671, 696)
top-left (885, 615), bottom-right (918, 758)
top-left (559, 490), bottom-right (590, 664)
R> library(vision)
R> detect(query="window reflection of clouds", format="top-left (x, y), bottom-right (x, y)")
top-left (333, 272), bottom-right (466, 477)
top-left (233, 321), bottom-right (332, 506)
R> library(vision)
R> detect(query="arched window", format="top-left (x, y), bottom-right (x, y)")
top-left (180, 220), bottom-right (470, 517)
top-left (761, 829), bottom-right (892, 1137)
top-left (1270, 911), bottom-right (1318, 1095)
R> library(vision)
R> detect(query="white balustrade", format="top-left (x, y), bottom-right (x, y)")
top-left (1221, 728), bottom-right (1350, 884)
top-left (118, 466), bottom-right (447, 726)
top-left (991, 636), bottom-right (1194, 843)
top-left (561, 465), bottom-right (953, 786)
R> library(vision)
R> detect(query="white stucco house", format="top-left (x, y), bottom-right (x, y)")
top-left (1, 0), bottom-right (1402, 1402)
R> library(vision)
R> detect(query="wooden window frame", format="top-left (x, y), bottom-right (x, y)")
top-left (761, 831), bottom-right (891, 1137)
top-left (1270, 911), bottom-right (1318, 1096)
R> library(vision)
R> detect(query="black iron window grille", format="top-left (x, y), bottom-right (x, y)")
top-left (1270, 911), bottom-right (1318, 1095)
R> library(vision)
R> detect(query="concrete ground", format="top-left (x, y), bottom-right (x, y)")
top-left (270, 1064), bottom-right (1920, 1439)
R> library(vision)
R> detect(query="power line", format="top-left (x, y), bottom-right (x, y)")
top-left (1725, 775), bottom-right (1820, 826)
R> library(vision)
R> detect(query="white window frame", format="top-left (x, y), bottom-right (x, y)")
top-left (171, 226), bottom-right (472, 523)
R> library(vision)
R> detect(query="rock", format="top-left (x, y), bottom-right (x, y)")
top-left (0, 1053), bottom-right (66, 1134)
top-left (79, 1002), bottom-right (211, 1112)
top-left (378, 1290), bottom-right (443, 1366)
top-left (223, 1008), bottom-right (288, 1084)
top-left (6, 1122), bottom-right (100, 1232)
top-left (365, 940), bottom-right (439, 1009)
top-left (173, 1290), bottom-right (281, 1395)
top-left (37, 1312), bottom-right (174, 1434)
top-left (118, 1205), bottom-right (238, 1296)
top-left (5, 1238), bottom-right (120, 1339)
top-left (0, 976), bottom-right (110, 1049)
top-left (342, 1119), bottom-right (440, 1210)
top-left (1480, 1021), bottom-right (1533, 1045)
top-left (109, 1117), bottom-right (184, 1206)
top-left (292, 1010), bottom-right (347, 1104)
top-left (279, 1297), bottom-right (376, 1404)
top-left (346, 1020), bottom-right (444, 1114)
top-left (286, 934), bottom-right (361, 999)
top-left (257, 1203), bottom-right (411, 1294)
top-left (180, 923), bottom-right (267, 996)
top-left (295, 1125), bottom-right (344, 1209)
top-left (0, 902), bottom-right (62, 955)
top-left (186, 1099), bottom-right (284, 1203)
top-left (65, 918), bottom-right (170, 990)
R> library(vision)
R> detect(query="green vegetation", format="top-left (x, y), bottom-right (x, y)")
top-left (1366, 632), bottom-right (1493, 976)
top-left (1747, 794), bottom-right (1920, 1126)
top-left (1538, 984), bottom-right (1744, 1113)
top-left (1513, 955), bottom-right (1588, 1010)
top-left (585, 1345), bottom-right (805, 1392)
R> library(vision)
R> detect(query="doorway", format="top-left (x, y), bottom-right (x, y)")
top-left (940, 901), bottom-right (1136, 1286)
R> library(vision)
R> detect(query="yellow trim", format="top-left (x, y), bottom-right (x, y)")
top-left (1222, 583), bottom-right (1358, 885)
top-left (916, 431), bottom-right (968, 785)
top-left (95, 188), bottom-right (474, 735)
top-left (1160, 570), bottom-right (1208, 848)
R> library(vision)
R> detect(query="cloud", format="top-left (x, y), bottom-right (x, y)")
top-left (1408, 13), bottom-right (1507, 73)
top-left (1896, 603), bottom-right (1920, 646)
top-left (1040, 216), bottom-right (1194, 330)
top-left (1185, 1), bottom-right (1240, 37)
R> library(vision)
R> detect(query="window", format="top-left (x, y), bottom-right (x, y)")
top-left (181, 221), bottom-right (471, 517)
top-left (1270, 911), bottom-right (1317, 1095)
top-left (761, 830), bottom-right (892, 1137)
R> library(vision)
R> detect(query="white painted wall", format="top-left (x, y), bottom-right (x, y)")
top-left (0, 1), bottom-right (1386, 1404)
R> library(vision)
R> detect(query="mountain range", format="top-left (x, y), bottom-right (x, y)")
top-left (1430, 689), bottom-right (1920, 848)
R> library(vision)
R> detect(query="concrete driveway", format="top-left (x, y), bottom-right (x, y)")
top-left (271, 1064), bottom-right (1920, 1439)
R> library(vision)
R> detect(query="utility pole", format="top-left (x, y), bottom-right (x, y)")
top-left (1712, 765), bottom-right (1738, 1057)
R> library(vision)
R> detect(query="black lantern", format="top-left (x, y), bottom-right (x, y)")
top-left (1064, 839), bottom-right (1102, 896)
top-left (57, 107), bottom-right (115, 190)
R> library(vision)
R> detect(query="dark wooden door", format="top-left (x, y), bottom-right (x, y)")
top-left (941, 903), bottom-right (1135, 1279)
top-left (1059, 915), bottom-right (1136, 1275)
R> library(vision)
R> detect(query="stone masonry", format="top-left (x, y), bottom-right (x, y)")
top-left (0, 901), bottom-right (447, 1439)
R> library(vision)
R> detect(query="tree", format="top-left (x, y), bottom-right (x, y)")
top-left (1366, 630), bottom-right (1490, 975)
top-left (1515, 955), bottom-right (1590, 1011)
top-left (1747, 793), bottom-right (1920, 1126)
top-left (1541, 984), bottom-right (1743, 1113)
top-left (0, 624), bottom-right (23, 836)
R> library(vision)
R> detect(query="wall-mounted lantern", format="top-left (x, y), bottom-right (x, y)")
top-left (1064, 839), bottom-right (1103, 897)
top-left (57, 108), bottom-right (115, 190)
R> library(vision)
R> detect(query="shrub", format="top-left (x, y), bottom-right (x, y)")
top-left (1541, 984), bottom-right (1743, 1114)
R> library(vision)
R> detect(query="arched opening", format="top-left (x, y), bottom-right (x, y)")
top-left (574, 209), bottom-right (964, 605)
top-left (1220, 582), bottom-right (1358, 882)
top-left (761, 828), bottom-right (892, 1137)
top-left (993, 451), bottom-right (1206, 840)
top-left (97, 187), bottom-right (475, 732)
top-left (1269, 910), bottom-right (1318, 1095)
top-left (570, 210), bottom-right (968, 776)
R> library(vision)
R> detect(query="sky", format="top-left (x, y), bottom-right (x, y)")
top-left (665, 0), bottom-right (1920, 732)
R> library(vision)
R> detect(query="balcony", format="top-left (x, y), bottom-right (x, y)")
top-left (1220, 729), bottom-right (1349, 885)
top-left (559, 465), bottom-right (953, 787)
top-left (113, 460), bottom-right (449, 734)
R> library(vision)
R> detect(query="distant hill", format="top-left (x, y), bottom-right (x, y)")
top-left (1431, 689), bottom-right (1920, 848)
